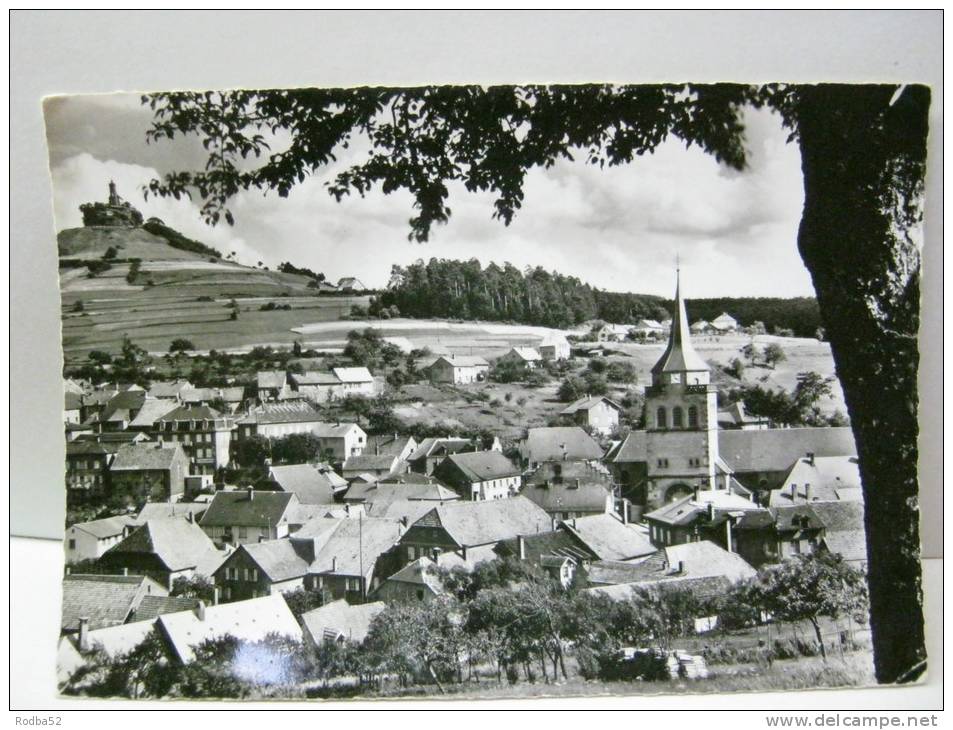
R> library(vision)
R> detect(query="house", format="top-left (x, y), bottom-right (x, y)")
top-left (814, 501), bottom-right (867, 565)
top-left (333, 367), bottom-right (376, 397)
top-left (65, 441), bottom-right (111, 502)
top-left (689, 320), bottom-right (711, 335)
top-left (267, 463), bottom-right (348, 505)
top-left (136, 501), bottom-right (209, 523)
top-left (127, 399), bottom-right (179, 432)
top-left (498, 347), bottom-right (543, 369)
top-left (643, 489), bottom-right (763, 549)
top-left (559, 395), bottom-right (622, 435)
top-left (337, 277), bottom-right (368, 292)
top-left (154, 405), bottom-right (234, 475)
top-left (519, 426), bottom-right (604, 468)
top-left (147, 379), bottom-right (195, 401)
top-left (64, 391), bottom-right (83, 424)
top-left (237, 400), bottom-right (325, 440)
top-left (520, 477), bottom-right (613, 522)
top-left (593, 323), bottom-right (632, 342)
top-left (344, 478), bottom-right (461, 507)
top-left (342, 453), bottom-right (406, 480)
top-left (559, 513), bottom-right (656, 562)
top-left (311, 422), bottom-right (367, 461)
top-left (494, 529), bottom-right (598, 579)
top-left (396, 496), bottom-right (551, 566)
top-left (717, 402), bottom-right (769, 431)
top-left (156, 594), bottom-right (303, 664)
top-left (299, 517), bottom-right (405, 601)
top-left (199, 490), bottom-right (300, 546)
top-left (364, 433), bottom-right (418, 462)
top-left (406, 437), bottom-right (476, 475)
top-left (64, 515), bottom-right (139, 564)
top-left (586, 540), bottom-right (756, 592)
top-left (301, 600), bottom-right (386, 644)
top-left (128, 594), bottom-right (203, 623)
top-left (372, 550), bottom-right (492, 603)
top-left (85, 389), bottom-right (149, 432)
top-left (431, 451), bottom-right (522, 501)
top-left (99, 518), bottom-right (224, 589)
top-left (629, 319), bottom-right (666, 338)
top-left (428, 355), bottom-right (489, 385)
top-left (539, 335), bottom-right (571, 361)
top-left (289, 371), bottom-right (343, 403)
top-left (61, 574), bottom-right (167, 634)
top-left (257, 370), bottom-right (290, 401)
top-left (710, 312), bottom-right (739, 332)
top-left (180, 387), bottom-right (247, 413)
top-left (108, 441), bottom-right (190, 506)
top-left (768, 455), bottom-right (863, 507)
top-left (213, 538), bottom-right (315, 601)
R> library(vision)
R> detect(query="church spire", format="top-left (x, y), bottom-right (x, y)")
top-left (651, 267), bottom-right (709, 378)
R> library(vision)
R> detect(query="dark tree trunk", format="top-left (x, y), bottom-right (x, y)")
top-left (794, 84), bottom-right (930, 684)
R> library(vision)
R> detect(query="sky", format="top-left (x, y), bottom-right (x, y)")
top-left (43, 91), bottom-right (814, 298)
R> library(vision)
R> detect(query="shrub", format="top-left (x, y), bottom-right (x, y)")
top-left (196, 295), bottom-right (214, 302)
top-left (86, 260), bottom-right (112, 278)
top-left (71, 300), bottom-right (84, 313)
top-left (102, 246), bottom-right (118, 260)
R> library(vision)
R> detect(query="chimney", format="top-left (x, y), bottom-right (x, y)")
top-left (331, 556), bottom-right (337, 572)
top-left (212, 587), bottom-right (220, 606)
top-left (622, 500), bottom-right (630, 525)
top-left (248, 488), bottom-right (255, 501)
top-left (693, 486), bottom-right (699, 502)
top-left (158, 435), bottom-right (164, 446)
top-left (78, 617), bottom-right (90, 652)
top-left (571, 479), bottom-right (580, 490)
top-left (707, 502), bottom-right (715, 521)
top-left (676, 560), bottom-right (685, 574)
top-left (790, 483), bottom-right (797, 500)
top-left (571, 518), bottom-right (576, 528)
top-left (186, 512), bottom-right (194, 524)
top-left (195, 601), bottom-right (207, 621)
top-left (65, 566), bottom-right (71, 576)
top-left (725, 517), bottom-right (734, 553)
top-left (517, 535), bottom-right (526, 561)
top-left (551, 516), bottom-right (558, 531)
top-left (806, 452), bottom-right (815, 466)
top-left (122, 568), bottom-right (129, 576)
top-left (461, 545), bottom-right (468, 562)
top-left (804, 484), bottom-right (812, 501)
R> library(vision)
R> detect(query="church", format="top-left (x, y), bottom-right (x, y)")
top-left (605, 272), bottom-right (857, 519)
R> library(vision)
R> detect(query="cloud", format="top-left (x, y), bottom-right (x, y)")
top-left (45, 94), bottom-right (814, 298)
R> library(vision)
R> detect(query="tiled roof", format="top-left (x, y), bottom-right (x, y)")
top-left (291, 371), bottom-right (340, 386)
top-left (821, 531), bottom-right (868, 562)
top-left (130, 595), bottom-right (201, 622)
top-left (438, 451), bottom-right (521, 483)
top-left (269, 463), bottom-right (346, 505)
top-left (157, 404), bottom-right (225, 422)
top-left (128, 399), bottom-right (179, 428)
top-left (332, 367), bottom-right (374, 383)
top-left (70, 515), bottom-right (138, 540)
top-left (310, 422), bottom-right (363, 438)
top-left (407, 437), bottom-right (473, 462)
top-left (110, 442), bottom-right (185, 472)
top-left (521, 427), bottom-right (604, 463)
top-left (432, 355), bottom-right (489, 368)
top-left (301, 599), bottom-right (385, 644)
top-left (66, 441), bottom-right (110, 457)
top-left (65, 392), bottom-right (83, 411)
top-left (559, 395), bottom-right (622, 415)
top-left (495, 530), bottom-right (596, 563)
top-left (410, 497), bottom-right (551, 548)
top-left (158, 594), bottom-right (302, 664)
top-left (663, 541), bottom-right (757, 582)
top-left (200, 491), bottom-right (296, 528)
top-left (808, 500), bottom-right (866, 533)
top-left (719, 428), bottom-right (857, 474)
top-left (366, 499), bottom-right (441, 526)
top-left (136, 502), bottom-right (208, 522)
top-left (104, 519), bottom-right (220, 573)
top-left (644, 491), bottom-right (761, 527)
top-left (768, 456), bottom-right (863, 506)
top-left (307, 518), bottom-right (404, 577)
top-left (257, 371), bottom-right (287, 389)
top-left (520, 481), bottom-right (612, 513)
top-left (236, 540), bottom-right (313, 582)
top-left (147, 380), bottom-right (194, 398)
top-left (343, 454), bottom-right (400, 472)
top-left (365, 434), bottom-right (416, 457)
top-left (560, 514), bottom-right (655, 561)
top-left (239, 400), bottom-right (323, 425)
top-left (61, 574), bottom-right (163, 632)
top-left (506, 347), bottom-right (542, 361)
top-left (79, 619), bottom-right (157, 658)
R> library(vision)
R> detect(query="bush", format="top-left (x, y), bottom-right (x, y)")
top-left (86, 260), bottom-right (112, 278)
top-left (102, 246), bottom-right (118, 260)
top-left (196, 295), bottom-right (214, 302)
top-left (71, 300), bottom-right (84, 313)
top-left (170, 338), bottom-right (196, 354)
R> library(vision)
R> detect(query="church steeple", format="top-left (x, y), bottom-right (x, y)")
top-left (651, 267), bottom-right (708, 382)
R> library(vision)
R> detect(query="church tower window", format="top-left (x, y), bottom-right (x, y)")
top-left (656, 407), bottom-right (667, 429)
top-left (673, 407), bottom-right (684, 428)
top-left (688, 406), bottom-right (699, 428)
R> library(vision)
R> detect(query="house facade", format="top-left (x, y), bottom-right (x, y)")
top-left (560, 396), bottom-right (622, 435)
top-left (498, 347), bottom-right (543, 369)
top-left (199, 490), bottom-right (299, 547)
top-left (108, 441), bottom-right (190, 506)
top-left (539, 336), bottom-right (571, 361)
top-left (431, 451), bottom-right (522, 501)
top-left (65, 441), bottom-right (112, 503)
top-left (154, 405), bottom-right (234, 475)
top-left (64, 516), bottom-right (138, 564)
top-left (428, 355), bottom-right (489, 385)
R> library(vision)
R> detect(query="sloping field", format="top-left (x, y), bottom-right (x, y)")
top-left (58, 226), bottom-right (208, 262)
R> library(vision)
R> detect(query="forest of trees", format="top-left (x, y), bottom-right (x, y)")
top-left (370, 259), bottom-right (822, 336)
